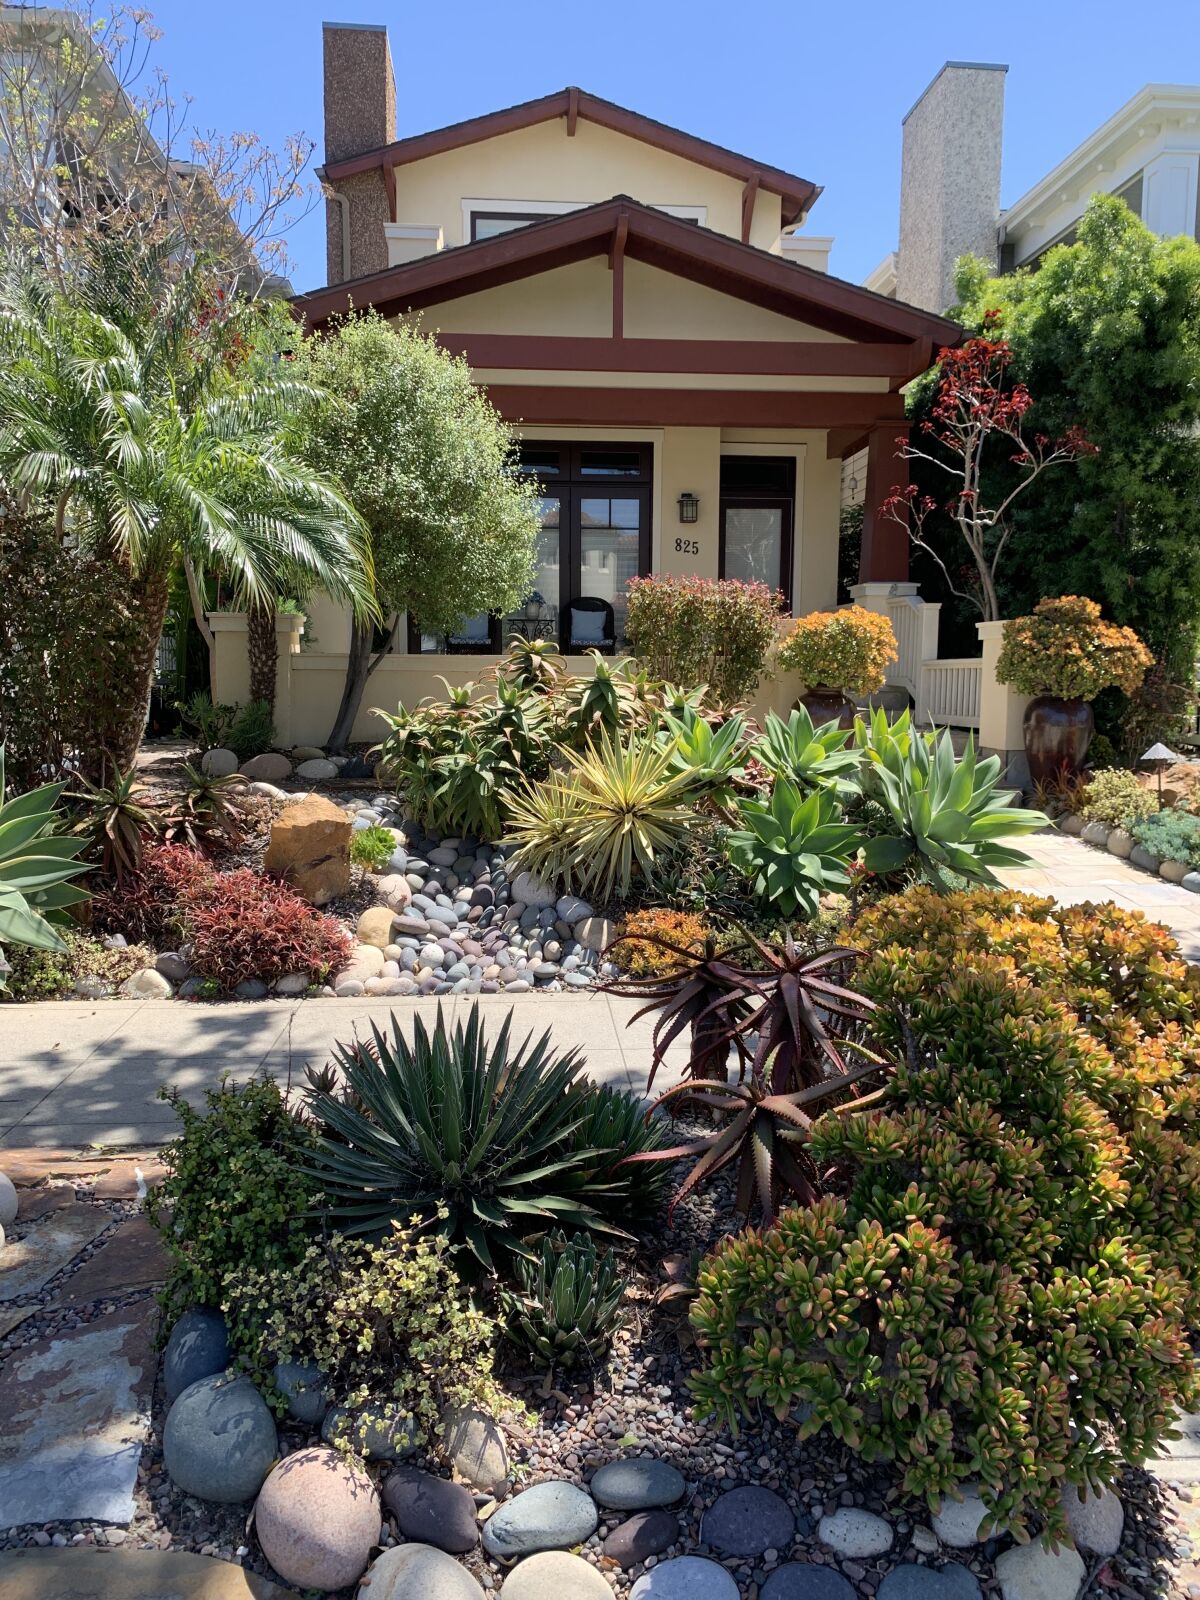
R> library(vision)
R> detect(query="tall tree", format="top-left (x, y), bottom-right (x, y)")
top-left (0, 248), bottom-right (374, 773)
top-left (291, 312), bottom-right (541, 752)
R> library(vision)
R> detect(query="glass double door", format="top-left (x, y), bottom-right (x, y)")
top-left (529, 486), bottom-right (649, 651)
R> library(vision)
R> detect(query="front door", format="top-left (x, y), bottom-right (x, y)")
top-left (718, 456), bottom-right (795, 611)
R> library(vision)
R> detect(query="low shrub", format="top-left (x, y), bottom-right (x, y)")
top-left (690, 887), bottom-right (1200, 1538)
top-left (350, 824), bottom-right (397, 871)
top-left (996, 594), bottom-right (1152, 699)
top-left (501, 1230), bottom-right (624, 1371)
top-left (1079, 767), bottom-right (1157, 830)
top-left (625, 574), bottom-right (782, 705)
top-left (613, 909), bottom-right (712, 977)
top-left (776, 605), bottom-right (897, 696)
top-left (1131, 808), bottom-right (1200, 868)
top-left (185, 868), bottom-right (352, 990)
top-left (91, 842), bottom-right (212, 946)
top-left (147, 1075), bottom-right (318, 1327)
top-left (224, 1224), bottom-right (504, 1440)
top-left (1, 931), bottom-right (158, 1000)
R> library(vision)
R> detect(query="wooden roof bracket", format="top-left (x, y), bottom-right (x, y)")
top-left (567, 86), bottom-right (580, 136)
top-left (741, 172), bottom-right (761, 244)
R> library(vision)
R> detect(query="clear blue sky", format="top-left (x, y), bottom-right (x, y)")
top-left (147, 0), bottom-right (1198, 293)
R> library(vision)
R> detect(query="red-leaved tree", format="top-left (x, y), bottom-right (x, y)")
top-left (882, 315), bottom-right (1098, 620)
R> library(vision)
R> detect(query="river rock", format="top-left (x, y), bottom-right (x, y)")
top-left (376, 874), bottom-right (414, 912)
top-left (163, 1374), bottom-right (277, 1502)
top-left (264, 794), bottom-right (352, 906)
top-left (274, 972), bottom-right (310, 996)
top-left (995, 1540), bottom-right (1086, 1600)
top-left (384, 1465), bottom-right (479, 1552)
top-left (296, 757), bottom-right (338, 780)
top-left (255, 1446), bottom-right (378, 1591)
top-left (1062, 1481), bottom-right (1124, 1555)
top-left (877, 1566), bottom-right (982, 1600)
top-left (322, 1402), bottom-right (416, 1459)
top-left (481, 1480), bottom-right (598, 1559)
top-left (1080, 820), bottom-right (1110, 847)
top-left (500, 1550), bottom-right (613, 1599)
top-left (162, 1307), bottom-right (231, 1401)
top-left (574, 916), bottom-right (615, 952)
top-left (0, 1172), bottom-right (17, 1228)
top-left (1106, 828), bottom-right (1135, 859)
top-left (555, 895), bottom-right (593, 923)
top-left (630, 1556), bottom-right (740, 1599)
top-left (762, 1568), bottom-right (857, 1600)
top-left (200, 747), bottom-right (238, 777)
top-left (592, 1457), bottom-right (685, 1511)
top-left (357, 906), bottom-right (397, 948)
top-left (155, 951), bottom-right (191, 983)
top-left (1129, 844), bottom-right (1161, 873)
top-left (272, 1360), bottom-right (328, 1426)
top-left (119, 967), bottom-right (173, 999)
top-left (511, 870), bottom-right (556, 908)
top-left (441, 1404), bottom-right (509, 1493)
top-left (817, 1506), bottom-right (893, 1558)
top-left (240, 751), bottom-right (292, 782)
top-left (703, 1483), bottom-right (794, 1556)
top-left (358, 1544), bottom-right (484, 1600)
top-left (931, 1485), bottom-right (988, 1548)
top-left (602, 1509), bottom-right (679, 1568)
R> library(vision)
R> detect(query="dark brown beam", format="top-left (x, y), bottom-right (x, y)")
top-left (485, 386), bottom-right (906, 428)
top-left (434, 332), bottom-right (924, 378)
top-left (741, 173), bottom-right (760, 245)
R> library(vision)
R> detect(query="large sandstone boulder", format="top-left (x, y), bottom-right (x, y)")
top-left (263, 795), bottom-right (352, 906)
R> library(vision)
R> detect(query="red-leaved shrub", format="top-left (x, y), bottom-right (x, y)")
top-left (92, 843), bottom-right (214, 945)
top-left (185, 868), bottom-right (351, 990)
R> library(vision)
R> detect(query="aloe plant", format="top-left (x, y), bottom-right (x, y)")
top-left (859, 724), bottom-right (1047, 889)
top-left (0, 744), bottom-right (91, 962)
top-left (69, 767), bottom-right (158, 886)
top-left (753, 707), bottom-right (863, 796)
top-left (501, 1230), bottom-right (625, 1370)
top-left (727, 778), bottom-right (863, 919)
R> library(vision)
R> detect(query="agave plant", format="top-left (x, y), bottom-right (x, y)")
top-left (501, 1230), bottom-right (625, 1370)
top-left (0, 744), bottom-right (91, 961)
top-left (859, 724), bottom-right (1048, 889)
top-left (561, 1080), bottom-right (671, 1217)
top-left (161, 765), bottom-right (244, 856)
top-left (69, 767), bottom-right (159, 886)
top-left (727, 778), bottom-right (863, 919)
top-left (304, 1004), bottom-right (641, 1271)
top-left (753, 707), bottom-right (863, 797)
top-left (659, 706), bottom-right (749, 808)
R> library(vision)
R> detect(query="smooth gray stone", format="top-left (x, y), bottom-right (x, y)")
top-left (359, 1543), bottom-right (484, 1599)
top-left (702, 1484), bottom-right (794, 1556)
top-left (233, 979), bottom-right (268, 999)
top-left (162, 1308), bottom-right (231, 1402)
top-left (481, 1480), bottom-right (598, 1559)
top-left (163, 1374), bottom-right (277, 1502)
top-left (273, 1360), bottom-right (328, 1425)
top-left (630, 1557), bottom-right (739, 1599)
top-left (592, 1458), bottom-right (685, 1511)
top-left (877, 1566), bottom-right (982, 1600)
top-left (1129, 845), bottom-right (1161, 873)
top-left (762, 1567), bottom-right (858, 1600)
top-left (384, 1465), bottom-right (480, 1553)
top-left (602, 1509), bottom-right (680, 1568)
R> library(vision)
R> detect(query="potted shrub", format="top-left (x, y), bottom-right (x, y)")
top-left (996, 596), bottom-right (1151, 786)
top-left (775, 606), bottom-right (897, 728)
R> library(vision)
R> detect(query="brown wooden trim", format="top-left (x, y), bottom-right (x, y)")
top-left (741, 173), bottom-right (760, 245)
top-left (383, 164), bottom-right (396, 226)
top-left (293, 196), bottom-right (960, 350)
top-left (488, 385), bottom-right (906, 428)
top-left (826, 427), bottom-right (870, 460)
top-left (322, 88), bottom-right (819, 223)
top-left (609, 217), bottom-right (627, 339)
top-left (434, 332), bottom-right (926, 378)
top-left (567, 86), bottom-right (580, 136)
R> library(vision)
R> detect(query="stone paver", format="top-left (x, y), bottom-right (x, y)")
top-left (0, 1202), bottom-right (111, 1300)
top-left (48, 1216), bottom-right (167, 1307)
top-left (0, 1301), bottom-right (157, 1528)
top-left (0, 1547), bottom-right (290, 1598)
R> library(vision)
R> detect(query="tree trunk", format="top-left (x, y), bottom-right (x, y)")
top-left (105, 568), bottom-right (172, 778)
top-left (326, 616), bottom-right (397, 753)
top-left (247, 601), bottom-right (277, 712)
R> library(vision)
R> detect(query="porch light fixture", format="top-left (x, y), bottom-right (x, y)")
top-left (677, 491), bottom-right (700, 524)
top-left (1140, 741), bottom-right (1180, 806)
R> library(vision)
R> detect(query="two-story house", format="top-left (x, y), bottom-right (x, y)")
top-left (264, 21), bottom-right (957, 740)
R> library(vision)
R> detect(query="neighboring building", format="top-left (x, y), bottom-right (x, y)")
top-left (868, 65), bottom-right (1200, 313)
top-left (268, 21), bottom-right (955, 742)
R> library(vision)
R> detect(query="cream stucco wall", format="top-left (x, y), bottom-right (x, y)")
top-left (390, 116), bottom-right (783, 252)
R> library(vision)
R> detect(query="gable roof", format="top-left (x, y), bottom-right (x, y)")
top-left (293, 194), bottom-right (959, 349)
top-left (320, 87), bottom-right (820, 227)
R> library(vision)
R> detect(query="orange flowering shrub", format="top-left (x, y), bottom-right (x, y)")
top-left (996, 594), bottom-right (1152, 699)
top-left (692, 887), bottom-right (1200, 1540)
top-left (776, 606), bottom-right (897, 696)
top-left (612, 908), bottom-right (711, 977)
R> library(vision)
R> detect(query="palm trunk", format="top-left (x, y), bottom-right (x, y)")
top-left (326, 615), bottom-right (397, 753)
top-left (247, 601), bottom-right (277, 712)
top-left (106, 568), bottom-right (171, 778)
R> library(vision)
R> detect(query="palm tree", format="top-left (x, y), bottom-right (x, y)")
top-left (0, 247), bottom-right (374, 772)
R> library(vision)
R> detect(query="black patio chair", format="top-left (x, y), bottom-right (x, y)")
top-left (565, 596), bottom-right (616, 655)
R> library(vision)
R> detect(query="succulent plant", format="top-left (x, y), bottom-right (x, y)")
top-left (501, 1229), bottom-right (625, 1370)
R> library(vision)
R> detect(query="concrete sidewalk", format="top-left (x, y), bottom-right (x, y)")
top-left (0, 991), bottom-right (683, 1149)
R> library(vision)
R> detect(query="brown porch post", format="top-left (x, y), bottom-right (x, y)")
top-left (857, 423), bottom-right (911, 584)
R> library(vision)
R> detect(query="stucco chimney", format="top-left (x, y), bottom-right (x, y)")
top-left (321, 21), bottom-right (396, 283)
top-left (896, 61), bottom-right (1007, 314)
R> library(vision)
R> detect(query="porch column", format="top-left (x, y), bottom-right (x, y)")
top-left (857, 423), bottom-right (910, 584)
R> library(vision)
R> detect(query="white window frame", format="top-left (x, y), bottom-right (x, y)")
top-left (461, 197), bottom-right (706, 243)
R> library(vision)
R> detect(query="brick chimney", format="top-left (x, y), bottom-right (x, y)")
top-left (896, 62), bottom-right (1007, 314)
top-left (321, 22), bottom-right (396, 283)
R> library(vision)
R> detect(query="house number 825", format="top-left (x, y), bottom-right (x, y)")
top-left (674, 537), bottom-right (700, 555)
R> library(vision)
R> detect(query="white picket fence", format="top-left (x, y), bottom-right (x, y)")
top-left (874, 589), bottom-right (982, 730)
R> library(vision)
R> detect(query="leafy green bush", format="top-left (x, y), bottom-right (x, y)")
top-left (776, 605), bottom-right (897, 696)
top-left (224, 1224), bottom-right (504, 1438)
top-left (177, 694), bottom-right (275, 759)
top-left (147, 1075), bottom-right (318, 1326)
top-left (1, 931), bottom-right (156, 1001)
top-left (501, 1230), bottom-right (624, 1370)
top-left (691, 888), bottom-right (1200, 1540)
top-left (1132, 807), bottom-right (1200, 867)
top-left (1079, 767), bottom-right (1157, 829)
top-left (625, 574), bottom-right (782, 705)
top-left (305, 1003), bottom-right (664, 1273)
top-left (225, 700), bottom-right (275, 761)
top-left (727, 779), bottom-right (861, 919)
top-left (350, 824), bottom-right (397, 871)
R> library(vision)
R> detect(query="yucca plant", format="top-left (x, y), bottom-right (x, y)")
top-left (859, 725), bottom-right (1048, 889)
top-left (0, 744), bottom-right (91, 964)
top-left (501, 1230), bottom-right (625, 1370)
top-left (753, 707), bottom-right (862, 797)
top-left (69, 768), bottom-right (159, 886)
top-left (161, 765), bottom-right (244, 856)
top-left (507, 729), bottom-right (696, 902)
top-left (728, 778), bottom-right (863, 919)
top-left (304, 1004), bottom-right (640, 1272)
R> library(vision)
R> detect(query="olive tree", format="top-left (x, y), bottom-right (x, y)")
top-left (291, 312), bottom-right (540, 751)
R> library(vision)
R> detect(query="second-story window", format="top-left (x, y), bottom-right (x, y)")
top-left (470, 209), bottom-right (557, 241)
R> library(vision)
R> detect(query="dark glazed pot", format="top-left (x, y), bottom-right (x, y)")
top-left (796, 685), bottom-right (856, 731)
top-left (1023, 694), bottom-right (1094, 787)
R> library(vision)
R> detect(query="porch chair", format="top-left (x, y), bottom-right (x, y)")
top-left (447, 613), bottom-right (493, 654)
top-left (565, 596), bottom-right (616, 655)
